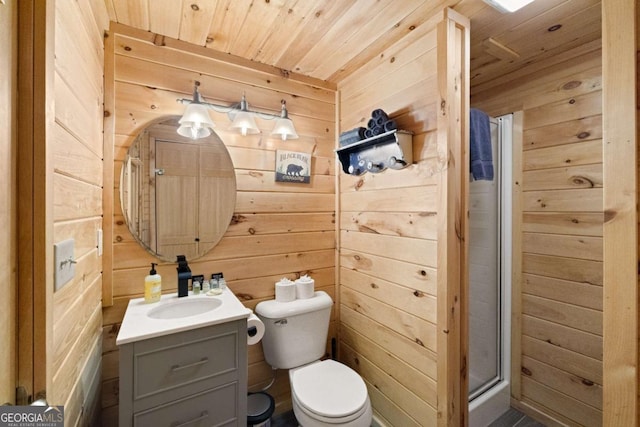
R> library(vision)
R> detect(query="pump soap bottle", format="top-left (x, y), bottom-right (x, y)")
top-left (144, 263), bottom-right (162, 303)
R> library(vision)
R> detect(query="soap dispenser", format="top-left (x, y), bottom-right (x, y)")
top-left (144, 263), bottom-right (162, 303)
top-left (176, 255), bottom-right (191, 297)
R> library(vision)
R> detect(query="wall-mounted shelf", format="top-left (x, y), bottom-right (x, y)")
top-left (336, 130), bottom-right (413, 175)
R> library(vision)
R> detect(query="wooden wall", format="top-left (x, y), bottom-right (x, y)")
top-left (0, 0), bottom-right (17, 406)
top-left (472, 40), bottom-right (604, 425)
top-left (602, 1), bottom-right (638, 424)
top-left (337, 10), bottom-right (468, 426)
top-left (100, 24), bottom-right (337, 424)
top-left (50, 0), bottom-right (109, 425)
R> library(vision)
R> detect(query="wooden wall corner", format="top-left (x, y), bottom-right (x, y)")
top-left (436, 11), bottom-right (470, 427)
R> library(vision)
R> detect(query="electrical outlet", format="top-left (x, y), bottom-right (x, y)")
top-left (54, 238), bottom-right (75, 291)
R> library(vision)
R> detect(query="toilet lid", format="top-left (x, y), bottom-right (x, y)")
top-left (291, 360), bottom-right (368, 418)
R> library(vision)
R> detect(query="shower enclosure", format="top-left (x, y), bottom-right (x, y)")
top-left (468, 114), bottom-right (513, 426)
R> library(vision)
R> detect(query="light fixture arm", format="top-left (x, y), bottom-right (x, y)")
top-left (191, 83), bottom-right (203, 104)
top-left (278, 100), bottom-right (289, 119)
top-left (177, 93), bottom-right (284, 121)
top-left (176, 83), bottom-right (298, 140)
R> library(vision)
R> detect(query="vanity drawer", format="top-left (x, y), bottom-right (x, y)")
top-left (131, 323), bottom-right (239, 411)
top-left (133, 382), bottom-right (238, 427)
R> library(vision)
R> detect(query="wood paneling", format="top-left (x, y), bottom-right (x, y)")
top-left (341, 306), bottom-right (437, 381)
top-left (337, 9), bottom-right (469, 426)
top-left (105, 0), bottom-right (601, 93)
top-left (510, 111), bottom-right (524, 400)
top-left (13, 0), bottom-right (106, 419)
top-left (17, 0), bottom-right (37, 405)
top-left (473, 31), bottom-right (604, 426)
top-left (47, 2), bottom-right (106, 424)
top-left (101, 23), bottom-right (336, 423)
top-left (342, 341), bottom-right (438, 421)
top-left (603, 1), bottom-right (638, 424)
top-left (25, 0), bottom-right (636, 424)
top-left (341, 286), bottom-right (437, 352)
top-left (50, 1), bottom-right (108, 425)
top-left (341, 323), bottom-right (437, 406)
top-left (467, 0), bottom-right (601, 95)
top-left (520, 377), bottom-right (601, 427)
top-left (0, 0), bottom-right (17, 406)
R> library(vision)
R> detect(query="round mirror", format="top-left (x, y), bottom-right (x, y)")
top-left (120, 116), bottom-right (236, 262)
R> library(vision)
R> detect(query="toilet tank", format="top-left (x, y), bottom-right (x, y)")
top-left (255, 291), bottom-right (332, 369)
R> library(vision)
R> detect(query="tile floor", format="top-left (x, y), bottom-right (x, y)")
top-left (488, 407), bottom-right (546, 427)
top-left (269, 407), bottom-right (545, 427)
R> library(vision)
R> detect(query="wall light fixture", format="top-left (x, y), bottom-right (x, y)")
top-left (176, 82), bottom-right (298, 140)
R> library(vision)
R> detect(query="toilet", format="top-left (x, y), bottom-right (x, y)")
top-left (255, 291), bottom-right (372, 427)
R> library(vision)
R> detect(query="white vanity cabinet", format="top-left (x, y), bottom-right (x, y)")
top-left (119, 319), bottom-right (248, 427)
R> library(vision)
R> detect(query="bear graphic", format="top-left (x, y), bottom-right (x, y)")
top-left (286, 164), bottom-right (304, 176)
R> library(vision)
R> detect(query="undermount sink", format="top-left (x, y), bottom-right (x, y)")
top-left (147, 298), bottom-right (223, 320)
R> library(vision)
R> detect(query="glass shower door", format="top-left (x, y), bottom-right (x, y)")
top-left (468, 118), bottom-right (502, 400)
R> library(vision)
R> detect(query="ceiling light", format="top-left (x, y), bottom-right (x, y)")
top-left (484, 0), bottom-right (535, 13)
top-left (177, 82), bottom-right (299, 140)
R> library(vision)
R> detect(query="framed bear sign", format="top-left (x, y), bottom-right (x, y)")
top-left (275, 150), bottom-right (311, 184)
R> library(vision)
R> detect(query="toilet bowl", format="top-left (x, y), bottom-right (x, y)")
top-left (289, 360), bottom-right (372, 427)
top-left (255, 291), bottom-right (372, 427)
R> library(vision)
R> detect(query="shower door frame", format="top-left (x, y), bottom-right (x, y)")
top-left (468, 113), bottom-right (516, 425)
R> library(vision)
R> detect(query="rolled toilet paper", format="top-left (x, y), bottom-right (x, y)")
top-left (275, 278), bottom-right (296, 302)
top-left (247, 312), bottom-right (265, 346)
top-left (295, 275), bottom-right (315, 299)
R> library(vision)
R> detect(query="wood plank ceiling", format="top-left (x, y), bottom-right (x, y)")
top-left (105, 0), bottom-right (601, 88)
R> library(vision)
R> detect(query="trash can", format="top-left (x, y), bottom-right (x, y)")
top-left (247, 391), bottom-right (275, 427)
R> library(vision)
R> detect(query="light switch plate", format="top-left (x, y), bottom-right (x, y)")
top-left (54, 238), bottom-right (75, 291)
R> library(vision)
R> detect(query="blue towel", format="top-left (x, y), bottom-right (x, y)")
top-left (470, 108), bottom-right (493, 181)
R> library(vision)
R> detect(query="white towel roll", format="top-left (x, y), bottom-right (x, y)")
top-left (295, 275), bottom-right (315, 299)
top-left (275, 278), bottom-right (296, 302)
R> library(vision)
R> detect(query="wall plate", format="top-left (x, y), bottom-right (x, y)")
top-left (54, 238), bottom-right (75, 291)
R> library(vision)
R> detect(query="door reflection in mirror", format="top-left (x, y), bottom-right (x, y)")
top-left (120, 116), bottom-right (236, 261)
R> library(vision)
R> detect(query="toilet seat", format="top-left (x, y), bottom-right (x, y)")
top-left (292, 388), bottom-right (371, 425)
top-left (290, 360), bottom-right (369, 422)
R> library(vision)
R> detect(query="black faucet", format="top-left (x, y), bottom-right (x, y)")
top-left (176, 255), bottom-right (191, 297)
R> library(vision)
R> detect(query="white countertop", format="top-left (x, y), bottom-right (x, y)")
top-left (116, 287), bottom-right (252, 345)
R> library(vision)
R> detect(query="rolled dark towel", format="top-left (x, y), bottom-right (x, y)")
top-left (383, 120), bottom-right (397, 132)
top-left (340, 127), bottom-right (366, 140)
top-left (371, 109), bottom-right (389, 122)
top-left (339, 127), bottom-right (367, 146)
top-left (364, 109), bottom-right (396, 139)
